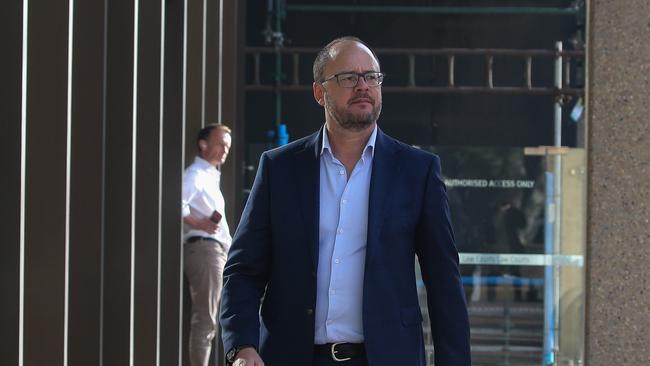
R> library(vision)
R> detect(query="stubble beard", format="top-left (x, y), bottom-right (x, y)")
top-left (325, 92), bottom-right (381, 132)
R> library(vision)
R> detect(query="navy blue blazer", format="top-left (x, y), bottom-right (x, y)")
top-left (220, 128), bottom-right (471, 366)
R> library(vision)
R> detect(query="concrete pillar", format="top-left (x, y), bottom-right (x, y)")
top-left (586, 1), bottom-right (650, 364)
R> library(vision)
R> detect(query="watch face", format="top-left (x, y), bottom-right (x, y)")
top-left (227, 345), bottom-right (252, 362)
top-left (226, 349), bottom-right (236, 362)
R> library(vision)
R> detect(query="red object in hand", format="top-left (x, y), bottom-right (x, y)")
top-left (210, 210), bottom-right (222, 224)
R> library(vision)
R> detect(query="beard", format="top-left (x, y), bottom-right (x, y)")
top-left (325, 92), bottom-right (382, 132)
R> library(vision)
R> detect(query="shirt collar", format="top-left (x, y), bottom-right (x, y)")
top-left (320, 125), bottom-right (378, 159)
top-left (194, 156), bottom-right (220, 175)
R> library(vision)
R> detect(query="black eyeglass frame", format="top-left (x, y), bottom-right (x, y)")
top-left (320, 71), bottom-right (385, 88)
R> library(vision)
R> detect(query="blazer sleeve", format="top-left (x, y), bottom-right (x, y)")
top-left (220, 152), bottom-right (272, 353)
top-left (415, 155), bottom-right (472, 366)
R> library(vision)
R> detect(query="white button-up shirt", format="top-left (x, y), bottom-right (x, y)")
top-left (314, 126), bottom-right (377, 344)
top-left (182, 156), bottom-right (232, 248)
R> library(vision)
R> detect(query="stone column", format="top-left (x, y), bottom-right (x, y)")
top-left (586, 1), bottom-right (650, 364)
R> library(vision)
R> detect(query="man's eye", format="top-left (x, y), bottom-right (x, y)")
top-left (365, 74), bottom-right (378, 81)
top-left (340, 75), bottom-right (357, 82)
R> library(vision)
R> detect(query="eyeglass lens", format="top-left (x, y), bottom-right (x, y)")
top-left (337, 73), bottom-right (383, 87)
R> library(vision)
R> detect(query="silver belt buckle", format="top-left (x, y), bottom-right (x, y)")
top-left (331, 342), bottom-right (352, 362)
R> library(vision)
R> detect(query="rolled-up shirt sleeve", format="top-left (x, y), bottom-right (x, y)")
top-left (182, 170), bottom-right (200, 218)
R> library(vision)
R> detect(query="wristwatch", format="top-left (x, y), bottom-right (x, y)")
top-left (226, 345), bottom-right (255, 363)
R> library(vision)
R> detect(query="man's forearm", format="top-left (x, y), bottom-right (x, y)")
top-left (183, 215), bottom-right (218, 233)
top-left (183, 215), bottom-right (200, 228)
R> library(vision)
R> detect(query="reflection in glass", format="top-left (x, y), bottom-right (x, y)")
top-left (416, 147), bottom-right (585, 366)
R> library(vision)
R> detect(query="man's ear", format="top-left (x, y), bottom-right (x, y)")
top-left (199, 140), bottom-right (207, 151)
top-left (313, 82), bottom-right (325, 106)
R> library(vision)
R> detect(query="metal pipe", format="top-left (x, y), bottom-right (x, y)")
top-left (448, 55), bottom-right (455, 87)
top-left (253, 53), bottom-right (261, 85)
top-left (525, 56), bottom-right (532, 89)
top-left (292, 54), bottom-right (300, 85)
top-left (564, 57), bottom-right (571, 87)
top-left (286, 4), bottom-right (581, 16)
top-left (273, 0), bottom-right (283, 127)
top-left (543, 172), bottom-right (556, 366)
top-left (245, 46), bottom-right (586, 96)
top-left (245, 84), bottom-right (584, 96)
top-left (408, 55), bottom-right (416, 86)
top-left (246, 46), bottom-right (585, 58)
top-left (551, 41), bottom-right (564, 366)
top-left (486, 55), bottom-right (494, 88)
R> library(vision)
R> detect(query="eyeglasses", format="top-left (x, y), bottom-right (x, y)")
top-left (321, 72), bottom-right (385, 88)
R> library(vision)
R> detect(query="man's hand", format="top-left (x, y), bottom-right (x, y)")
top-left (233, 347), bottom-right (264, 366)
top-left (195, 217), bottom-right (219, 233)
top-left (183, 216), bottom-right (219, 233)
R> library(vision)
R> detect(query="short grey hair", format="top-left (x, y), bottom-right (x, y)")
top-left (312, 36), bottom-right (381, 82)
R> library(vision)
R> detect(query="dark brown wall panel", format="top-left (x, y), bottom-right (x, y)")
top-left (1, 0), bottom-right (228, 364)
top-left (233, 0), bottom-right (247, 226)
top-left (220, 0), bottom-right (246, 227)
top-left (23, 0), bottom-right (69, 365)
top-left (103, 0), bottom-right (135, 364)
top-left (159, 0), bottom-right (186, 365)
top-left (67, 0), bottom-right (105, 365)
top-left (0, 0), bottom-right (24, 364)
top-left (203, 0), bottom-right (219, 125)
top-left (181, 1), bottom-right (206, 364)
top-left (184, 0), bottom-right (205, 166)
top-left (133, 0), bottom-right (163, 364)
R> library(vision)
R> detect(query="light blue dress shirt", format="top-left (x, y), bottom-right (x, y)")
top-left (314, 126), bottom-right (377, 344)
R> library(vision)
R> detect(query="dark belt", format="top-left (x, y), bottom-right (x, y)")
top-left (186, 236), bottom-right (218, 244)
top-left (314, 343), bottom-right (365, 362)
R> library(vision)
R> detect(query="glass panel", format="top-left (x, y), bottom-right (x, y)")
top-left (416, 146), bottom-right (586, 366)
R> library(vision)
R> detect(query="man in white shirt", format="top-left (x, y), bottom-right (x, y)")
top-left (183, 123), bottom-right (233, 366)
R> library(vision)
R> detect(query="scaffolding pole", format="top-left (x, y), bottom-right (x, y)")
top-left (544, 41), bottom-right (564, 366)
top-left (543, 172), bottom-right (556, 366)
top-left (287, 4), bottom-right (581, 16)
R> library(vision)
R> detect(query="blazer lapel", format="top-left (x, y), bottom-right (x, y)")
top-left (294, 129), bottom-right (322, 271)
top-left (366, 129), bottom-right (402, 265)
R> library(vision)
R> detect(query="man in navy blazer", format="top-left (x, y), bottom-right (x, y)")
top-left (220, 37), bottom-right (471, 366)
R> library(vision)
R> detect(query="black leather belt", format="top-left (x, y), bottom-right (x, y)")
top-left (314, 343), bottom-right (365, 362)
top-left (186, 236), bottom-right (218, 244)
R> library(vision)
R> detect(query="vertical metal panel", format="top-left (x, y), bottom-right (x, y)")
top-left (0, 0), bottom-right (25, 365)
top-left (23, 0), bottom-right (69, 365)
top-left (181, 1), bottom-right (205, 363)
top-left (133, 0), bottom-right (163, 364)
top-left (184, 0), bottom-right (205, 165)
top-left (203, 0), bottom-right (220, 124)
top-left (67, 0), bottom-right (105, 364)
top-left (202, 3), bottom-right (226, 360)
top-left (2, 0), bottom-right (208, 364)
top-left (102, 0), bottom-right (135, 364)
top-left (2, 1), bottom-right (190, 365)
top-left (220, 0), bottom-right (246, 226)
top-left (158, 0), bottom-right (186, 364)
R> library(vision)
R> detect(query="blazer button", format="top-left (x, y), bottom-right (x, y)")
top-left (306, 308), bottom-right (314, 315)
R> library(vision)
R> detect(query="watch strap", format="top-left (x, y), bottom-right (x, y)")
top-left (226, 345), bottom-right (255, 363)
